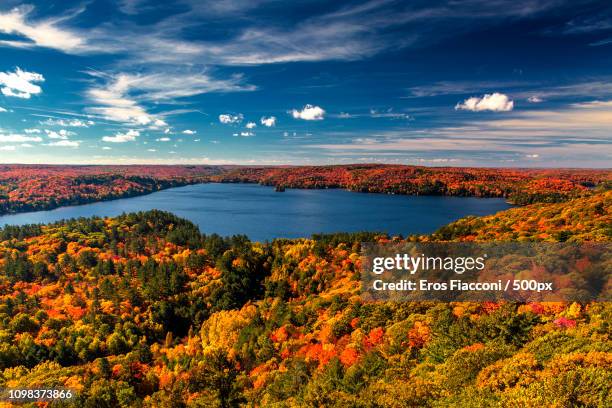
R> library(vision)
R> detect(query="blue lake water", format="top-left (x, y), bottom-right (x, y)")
top-left (0, 183), bottom-right (511, 241)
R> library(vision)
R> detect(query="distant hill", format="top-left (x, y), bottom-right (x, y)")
top-left (1, 164), bottom-right (610, 215)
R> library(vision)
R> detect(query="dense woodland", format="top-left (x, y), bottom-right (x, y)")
top-left (0, 187), bottom-right (609, 407)
top-left (215, 165), bottom-right (612, 205)
top-left (1, 164), bottom-right (610, 215)
top-left (0, 165), bottom-right (225, 215)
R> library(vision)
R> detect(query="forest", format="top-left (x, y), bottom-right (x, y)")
top-left (213, 164), bottom-right (612, 205)
top-left (1, 164), bottom-right (610, 215)
top-left (0, 188), bottom-right (609, 407)
top-left (0, 165), bottom-right (225, 215)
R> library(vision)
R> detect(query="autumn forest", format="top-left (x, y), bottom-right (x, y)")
top-left (1, 164), bottom-right (611, 215)
top-left (0, 165), bottom-right (609, 407)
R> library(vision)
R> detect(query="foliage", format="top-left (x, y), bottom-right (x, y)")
top-left (1, 164), bottom-right (610, 215)
top-left (0, 190), bottom-right (609, 406)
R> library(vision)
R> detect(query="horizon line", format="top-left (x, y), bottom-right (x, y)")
top-left (0, 162), bottom-right (610, 171)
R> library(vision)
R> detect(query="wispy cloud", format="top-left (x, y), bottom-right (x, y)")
top-left (40, 118), bottom-right (94, 127)
top-left (405, 80), bottom-right (532, 98)
top-left (0, 1), bottom-right (566, 65)
top-left (559, 13), bottom-right (612, 34)
top-left (0, 5), bottom-right (88, 53)
top-left (406, 78), bottom-right (612, 104)
top-left (515, 80), bottom-right (612, 100)
top-left (527, 96), bottom-right (543, 103)
top-left (0, 1), bottom-right (608, 167)
top-left (99, 71), bottom-right (255, 101)
top-left (0, 134), bottom-right (43, 143)
top-left (84, 70), bottom-right (254, 126)
top-left (311, 99), bottom-right (612, 167)
top-left (86, 73), bottom-right (161, 126)
top-left (369, 108), bottom-right (411, 119)
top-left (590, 37), bottom-right (612, 47)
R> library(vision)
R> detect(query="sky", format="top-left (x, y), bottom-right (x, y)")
top-left (0, 0), bottom-right (611, 167)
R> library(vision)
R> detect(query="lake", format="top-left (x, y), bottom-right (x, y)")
top-left (0, 183), bottom-right (511, 241)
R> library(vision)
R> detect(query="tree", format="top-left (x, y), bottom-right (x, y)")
top-left (191, 349), bottom-right (245, 408)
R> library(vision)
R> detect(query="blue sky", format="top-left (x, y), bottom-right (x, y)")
top-left (0, 0), bottom-right (610, 167)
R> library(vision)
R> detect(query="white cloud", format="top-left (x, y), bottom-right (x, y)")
top-left (86, 74), bottom-right (158, 126)
top-left (45, 129), bottom-right (75, 139)
top-left (151, 119), bottom-right (168, 128)
top-left (527, 96), bottom-right (543, 103)
top-left (84, 70), bottom-right (253, 127)
top-left (102, 129), bottom-right (140, 143)
top-left (0, 107), bottom-right (6, 112)
top-left (24, 128), bottom-right (41, 133)
top-left (146, 118), bottom-right (168, 131)
top-left (313, 99), bottom-right (612, 167)
top-left (290, 104), bottom-right (325, 120)
top-left (156, 137), bottom-right (171, 142)
top-left (239, 131), bottom-right (254, 137)
top-left (46, 140), bottom-right (80, 147)
top-left (0, 2), bottom-right (563, 68)
top-left (513, 81), bottom-right (612, 101)
top-left (86, 70), bottom-right (247, 127)
top-left (0, 145), bottom-right (16, 151)
top-left (369, 108), bottom-right (411, 119)
top-left (147, 148), bottom-right (157, 152)
top-left (110, 71), bottom-right (256, 100)
top-left (40, 118), bottom-right (94, 127)
top-left (0, 4), bottom-right (381, 65)
top-left (455, 93), bottom-right (514, 112)
top-left (0, 134), bottom-right (42, 143)
top-left (219, 113), bottom-right (243, 124)
top-left (245, 122), bottom-right (257, 129)
top-left (20, 143), bottom-right (33, 148)
top-left (102, 146), bottom-right (112, 150)
top-left (0, 67), bottom-right (44, 99)
top-left (182, 129), bottom-right (196, 134)
top-left (260, 116), bottom-right (276, 127)
top-left (0, 6), bottom-right (87, 53)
